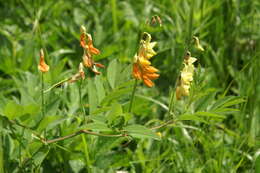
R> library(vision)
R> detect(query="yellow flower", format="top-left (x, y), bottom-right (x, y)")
top-left (156, 132), bottom-right (162, 138)
top-left (176, 51), bottom-right (197, 100)
top-left (132, 32), bottom-right (159, 87)
top-left (193, 36), bottom-right (204, 51)
top-left (138, 32), bottom-right (157, 59)
top-left (38, 49), bottom-right (49, 73)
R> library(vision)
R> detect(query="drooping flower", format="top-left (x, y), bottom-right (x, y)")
top-left (193, 36), bottom-right (204, 51)
top-left (68, 62), bottom-right (85, 83)
top-left (80, 25), bottom-right (104, 75)
top-left (38, 49), bottom-right (49, 73)
top-left (132, 32), bottom-right (159, 87)
top-left (176, 51), bottom-right (197, 100)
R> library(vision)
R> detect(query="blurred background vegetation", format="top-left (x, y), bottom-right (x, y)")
top-left (0, 0), bottom-right (259, 172)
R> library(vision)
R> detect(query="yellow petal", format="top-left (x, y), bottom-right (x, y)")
top-left (187, 57), bottom-right (197, 64)
top-left (139, 57), bottom-right (151, 66)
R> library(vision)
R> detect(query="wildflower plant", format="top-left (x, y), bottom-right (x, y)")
top-left (0, 9), bottom-right (249, 172)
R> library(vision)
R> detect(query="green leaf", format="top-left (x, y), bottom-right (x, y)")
top-left (210, 96), bottom-right (245, 111)
top-left (3, 101), bottom-right (23, 120)
top-left (106, 103), bottom-right (123, 123)
top-left (123, 124), bottom-right (160, 140)
top-left (32, 147), bottom-right (49, 166)
top-left (195, 111), bottom-right (226, 119)
top-left (91, 106), bottom-right (111, 116)
top-left (213, 108), bottom-right (240, 114)
top-left (3, 101), bottom-right (38, 120)
top-left (256, 154), bottom-right (260, 173)
top-left (117, 64), bottom-right (132, 86)
top-left (101, 87), bottom-right (132, 105)
top-left (221, 98), bottom-right (246, 108)
top-left (36, 115), bottom-right (61, 132)
top-left (69, 160), bottom-right (85, 173)
top-left (178, 114), bottom-right (208, 123)
top-left (82, 122), bottom-right (112, 132)
top-left (89, 115), bottom-right (107, 123)
top-left (107, 59), bottom-right (117, 89)
top-left (95, 75), bottom-right (106, 103)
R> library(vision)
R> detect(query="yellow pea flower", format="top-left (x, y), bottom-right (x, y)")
top-left (132, 32), bottom-right (159, 87)
top-left (176, 51), bottom-right (197, 100)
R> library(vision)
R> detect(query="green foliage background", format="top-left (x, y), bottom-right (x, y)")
top-left (0, 0), bottom-right (259, 172)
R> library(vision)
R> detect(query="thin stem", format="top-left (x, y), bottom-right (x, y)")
top-left (8, 114), bottom-right (176, 144)
top-left (81, 134), bottom-right (91, 172)
top-left (79, 79), bottom-right (86, 118)
top-left (110, 0), bottom-right (118, 33)
top-left (150, 120), bottom-right (175, 130)
top-left (128, 79), bottom-right (138, 113)
top-left (41, 73), bottom-right (45, 118)
top-left (45, 129), bottom-right (126, 144)
top-left (41, 73), bottom-right (47, 138)
top-left (44, 78), bottom-right (69, 93)
top-left (0, 119), bottom-right (4, 173)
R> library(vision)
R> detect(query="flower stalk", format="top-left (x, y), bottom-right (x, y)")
top-left (38, 49), bottom-right (49, 120)
top-left (128, 79), bottom-right (138, 113)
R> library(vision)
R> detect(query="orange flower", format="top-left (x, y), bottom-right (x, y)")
top-left (80, 25), bottom-right (104, 75)
top-left (132, 33), bottom-right (159, 87)
top-left (85, 34), bottom-right (100, 55)
top-left (38, 49), bottom-right (49, 73)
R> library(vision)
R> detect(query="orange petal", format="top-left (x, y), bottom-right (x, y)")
top-left (86, 33), bottom-right (100, 55)
top-left (38, 49), bottom-right (49, 73)
top-left (82, 54), bottom-right (93, 68)
top-left (143, 66), bottom-right (159, 73)
top-left (89, 47), bottom-right (100, 55)
top-left (80, 33), bottom-right (86, 48)
top-left (95, 63), bottom-right (105, 68)
top-left (133, 63), bottom-right (142, 80)
top-left (143, 77), bottom-right (154, 87)
top-left (145, 73), bottom-right (159, 80)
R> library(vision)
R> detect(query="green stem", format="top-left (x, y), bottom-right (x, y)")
top-left (44, 78), bottom-right (69, 93)
top-left (41, 73), bottom-right (45, 118)
top-left (0, 119), bottom-right (4, 173)
top-left (81, 134), bottom-right (91, 172)
top-left (110, 0), bottom-right (118, 33)
top-left (168, 88), bottom-right (175, 117)
top-left (79, 79), bottom-right (86, 119)
top-left (128, 79), bottom-right (138, 113)
top-left (187, 0), bottom-right (194, 47)
top-left (41, 73), bottom-right (46, 137)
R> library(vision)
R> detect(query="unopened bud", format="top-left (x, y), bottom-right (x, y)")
top-left (80, 25), bottom-right (86, 34)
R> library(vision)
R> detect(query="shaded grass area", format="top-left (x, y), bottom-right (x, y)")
top-left (0, 0), bottom-right (259, 172)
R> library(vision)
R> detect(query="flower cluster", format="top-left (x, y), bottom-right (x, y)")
top-left (176, 51), bottom-right (197, 100)
top-left (132, 32), bottom-right (159, 87)
top-left (80, 26), bottom-right (104, 75)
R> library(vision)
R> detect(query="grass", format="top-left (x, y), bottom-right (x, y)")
top-left (0, 0), bottom-right (259, 172)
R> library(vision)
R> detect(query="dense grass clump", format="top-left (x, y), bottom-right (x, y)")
top-left (0, 0), bottom-right (259, 172)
